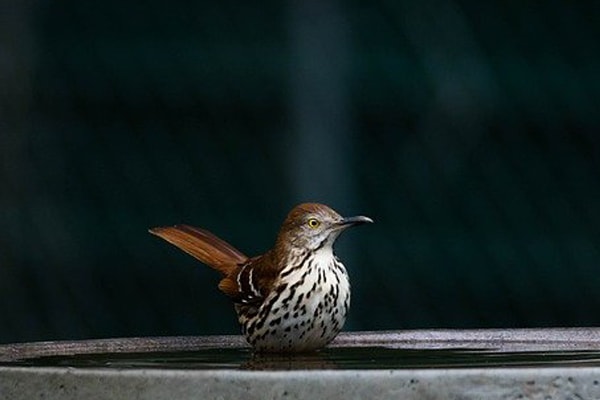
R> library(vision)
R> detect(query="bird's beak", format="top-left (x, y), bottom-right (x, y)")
top-left (337, 215), bottom-right (374, 228)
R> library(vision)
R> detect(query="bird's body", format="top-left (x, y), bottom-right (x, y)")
top-left (237, 243), bottom-right (350, 351)
top-left (150, 203), bottom-right (371, 352)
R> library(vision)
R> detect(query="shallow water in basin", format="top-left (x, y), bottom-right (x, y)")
top-left (4, 347), bottom-right (600, 370)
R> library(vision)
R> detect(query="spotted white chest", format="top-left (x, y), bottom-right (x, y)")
top-left (240, 246), bottom-right (351, 352)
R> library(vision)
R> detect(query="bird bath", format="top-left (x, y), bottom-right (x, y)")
top-left (2, 329), bottom-right (600, 399)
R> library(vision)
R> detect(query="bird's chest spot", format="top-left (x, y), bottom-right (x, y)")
top-left (243, 252), bottom-right (351, 351)
top-left (281, 256), bottom-right (349, 321)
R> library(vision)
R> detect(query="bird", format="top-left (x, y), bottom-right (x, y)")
top-left (149, 203), bottom-right (373, 352)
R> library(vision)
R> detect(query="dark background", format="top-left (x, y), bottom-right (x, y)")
top-left (1, 1), bottom-right (599, 344)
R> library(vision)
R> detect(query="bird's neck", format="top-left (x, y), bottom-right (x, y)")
top-left (307, 245), bottom-right (336, 270)
top-left (270, 238), bottom-right (335, 270)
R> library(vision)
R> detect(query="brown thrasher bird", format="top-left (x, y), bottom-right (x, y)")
top-left (149, 203), bottom-right (372, 352)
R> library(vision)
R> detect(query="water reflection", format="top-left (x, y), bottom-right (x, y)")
top-left (4, 347), bottom-right (600, 370)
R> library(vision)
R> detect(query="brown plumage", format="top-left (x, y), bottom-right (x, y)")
top-left (149, 224), bottom-right (249, 297)
top-left (150, 203), bottom-right (372, 352)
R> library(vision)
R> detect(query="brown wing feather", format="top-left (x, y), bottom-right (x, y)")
top-left (217, 277), bottom-right (240, 297)
top-left (149, 224), bottom-right (247, 276)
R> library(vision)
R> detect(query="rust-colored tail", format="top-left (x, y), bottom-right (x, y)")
top-left (149, 225), bottom-right (247, 276)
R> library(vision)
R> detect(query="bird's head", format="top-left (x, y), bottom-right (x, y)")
top-left (276, 203), bottom-right (373, 252)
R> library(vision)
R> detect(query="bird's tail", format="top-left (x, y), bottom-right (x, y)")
top-left (149, 225), bottom-right (247, 276)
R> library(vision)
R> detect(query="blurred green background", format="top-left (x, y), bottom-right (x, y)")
top-left (0, 0), bottom-right (599, 344)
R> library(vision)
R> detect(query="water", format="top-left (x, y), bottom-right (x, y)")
top-left (4, 347), bottom-right (600, 371)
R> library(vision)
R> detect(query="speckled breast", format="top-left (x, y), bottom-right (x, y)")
top-left (238, 250), bottom-right (351, 352)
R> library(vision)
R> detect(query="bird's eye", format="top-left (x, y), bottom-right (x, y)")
top-left (307, 218), bottom-right (320, 229)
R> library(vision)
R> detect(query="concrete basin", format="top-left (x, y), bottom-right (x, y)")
top-left (1, 329), bottom-right (600, 399)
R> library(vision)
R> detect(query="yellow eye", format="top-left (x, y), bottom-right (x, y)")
top-left (307, 218), bottom-right (320, 229)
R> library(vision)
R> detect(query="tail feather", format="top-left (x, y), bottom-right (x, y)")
top-left (149, 224), bottom-right (247, 276)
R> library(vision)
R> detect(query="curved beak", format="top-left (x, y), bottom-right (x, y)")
top-left (337, 215), bottom-right (374, 228)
